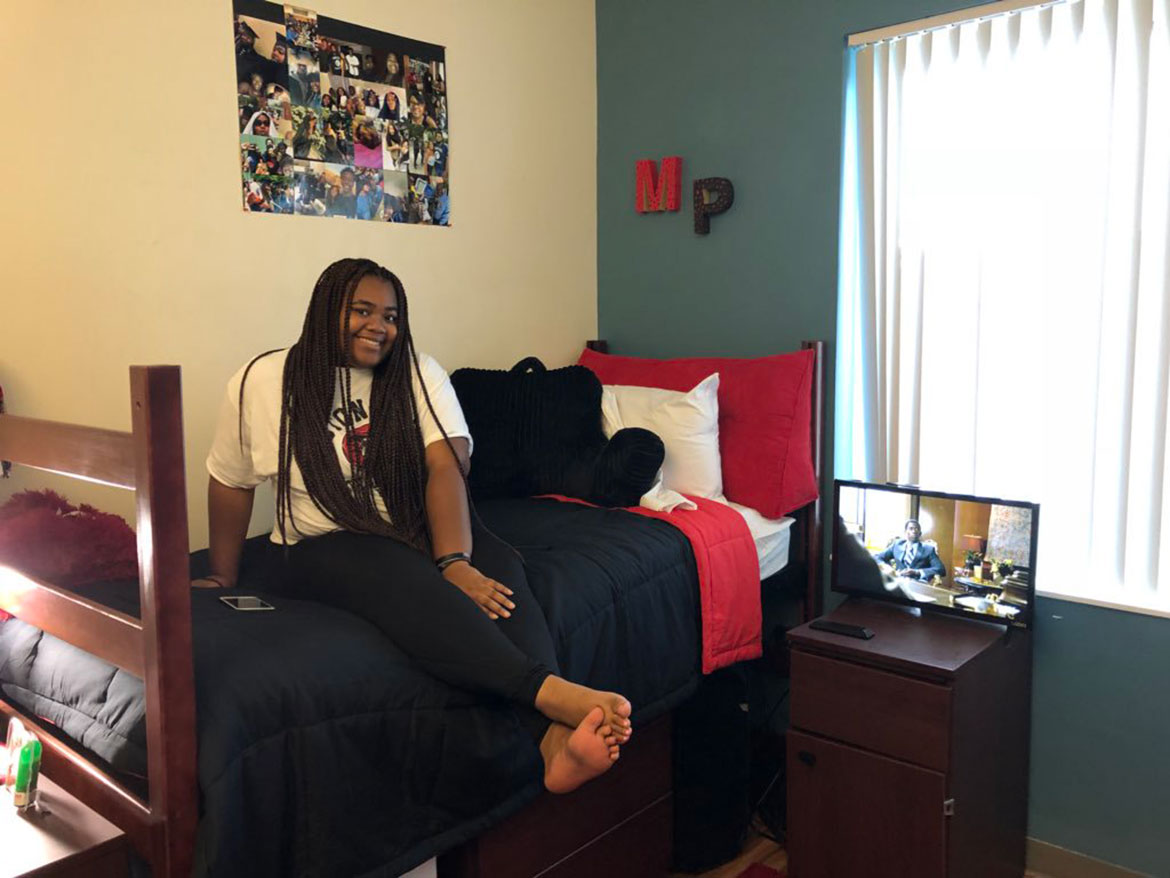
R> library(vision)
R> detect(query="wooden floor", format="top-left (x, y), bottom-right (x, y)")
top-left (675, 832), bottom-right (1052, 878)
top-left (673, 832), bottom-right (787, 878)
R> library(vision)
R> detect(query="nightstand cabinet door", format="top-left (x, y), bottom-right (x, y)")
top-left (787, 730), bottom-right (946, 878)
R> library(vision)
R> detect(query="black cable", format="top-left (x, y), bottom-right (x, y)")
top-left (761, 684), bottom-right (790, 728)
top-left (750, 685), bottom-right (791, 845)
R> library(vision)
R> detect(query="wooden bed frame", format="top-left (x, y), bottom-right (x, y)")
top-left (0, 342), bottom-right (825, 878)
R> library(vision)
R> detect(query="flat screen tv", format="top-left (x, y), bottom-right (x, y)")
top-left (832, 480), bottom-right (1039, 629)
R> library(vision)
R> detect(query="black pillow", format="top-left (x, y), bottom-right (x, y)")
top-left (583, 427), bottom-right (665, 507)
top-left (450, 357), bottom-right (663, 506)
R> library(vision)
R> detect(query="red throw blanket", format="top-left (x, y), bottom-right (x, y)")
top-left (545, 495), bottom-right (761, 673)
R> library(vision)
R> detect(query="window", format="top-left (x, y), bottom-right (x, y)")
top-left (836, 0), bottom-right (1170, 614)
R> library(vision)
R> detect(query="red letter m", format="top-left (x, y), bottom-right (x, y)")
top-left (635, 156), bottom-right (682, 213)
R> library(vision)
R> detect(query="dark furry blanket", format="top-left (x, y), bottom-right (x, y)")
top-left (0, 490), bottom-right (138, 593)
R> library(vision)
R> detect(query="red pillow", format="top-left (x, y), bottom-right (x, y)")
top-left (578, 347), bottom-right (818, 518)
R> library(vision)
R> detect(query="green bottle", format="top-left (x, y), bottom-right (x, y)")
top-left (25, 738), bottom-right (42, 807)
top-left (12, 742), bottom-right (32, 808)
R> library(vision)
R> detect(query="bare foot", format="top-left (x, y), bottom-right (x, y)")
top-left (535, 676), bottom-right (632, 742)
top-left (541, 708), bottom-right (620, 794)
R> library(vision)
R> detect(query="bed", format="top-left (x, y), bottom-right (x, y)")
top-left (0, 342), bottom-right (825, 878)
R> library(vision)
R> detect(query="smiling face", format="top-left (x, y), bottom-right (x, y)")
top-left (341, 275), bottom-right (398, 367)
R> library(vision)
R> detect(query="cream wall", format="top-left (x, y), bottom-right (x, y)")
top-left (0, 1), bottom-right (597, 548)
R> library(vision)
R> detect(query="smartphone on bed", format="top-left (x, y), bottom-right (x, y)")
top-left (219, 595), bottom-right (275, 612)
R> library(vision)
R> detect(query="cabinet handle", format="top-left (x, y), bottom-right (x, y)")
top-left (798, 750), bottom-right (817, 767)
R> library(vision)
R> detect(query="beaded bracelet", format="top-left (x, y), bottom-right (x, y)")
top-left (435, 551), bottom-right (471, 571)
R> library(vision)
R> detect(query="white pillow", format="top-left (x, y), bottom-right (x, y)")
top-left (601, 373), bottom-right (723, 500)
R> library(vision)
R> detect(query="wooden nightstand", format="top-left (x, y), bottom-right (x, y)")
top-left (0, 774), bottom-right (128, 878)
top-left (785, 598), bottom-right (1032, 878)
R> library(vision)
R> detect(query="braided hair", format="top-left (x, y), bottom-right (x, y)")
top-left (243, 258), bottom-right (462, 550)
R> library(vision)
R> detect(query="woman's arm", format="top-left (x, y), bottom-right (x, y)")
top-left (425, 438), bottom-right (515, 619)
top-left (425, 436), bottom-right (472, 558)
top-left (194, 475), bottom-right (255, 588)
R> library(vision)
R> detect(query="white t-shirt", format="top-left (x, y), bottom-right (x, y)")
top-left (207, 349), bottom-right (471, 544)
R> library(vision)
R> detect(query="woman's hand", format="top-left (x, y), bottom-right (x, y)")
top-left (191, 574), bottom-right (231, 589)
top-left (443, 562), bottom-right (515, 620)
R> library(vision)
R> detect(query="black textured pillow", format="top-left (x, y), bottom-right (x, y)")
top-left (450, 357), bottom-right (663, 505)
top-left (584, 428), bottom-right (665, 507)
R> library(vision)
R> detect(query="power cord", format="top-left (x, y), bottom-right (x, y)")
top-left (750, 685), bottom-right (790, 844)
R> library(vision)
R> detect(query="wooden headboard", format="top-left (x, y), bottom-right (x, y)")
top-left (0, 366), bottom-right (196, 877)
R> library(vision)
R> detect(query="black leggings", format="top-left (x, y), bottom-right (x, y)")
top-left (272, 525), bottom-right (558, 741)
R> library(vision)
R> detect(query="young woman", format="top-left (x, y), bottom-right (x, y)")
top-left (379, 89), bottom-right (402, 123)
top-left (382, 52), bottom-right (404, 86)
top-left (199, 258), bottom-right (632, 793)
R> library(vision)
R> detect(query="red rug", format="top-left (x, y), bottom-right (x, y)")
top-left (738, 864), bottom-right (785, 878)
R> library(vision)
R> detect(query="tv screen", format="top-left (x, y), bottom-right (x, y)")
top-left (832, 480), bottom-right (1039, 629)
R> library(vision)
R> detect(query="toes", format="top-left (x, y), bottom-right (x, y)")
top-left (581, 706), bottom-right (605, 732)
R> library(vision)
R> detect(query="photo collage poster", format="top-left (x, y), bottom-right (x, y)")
top-left (234, 1), bottom-right (450, 225)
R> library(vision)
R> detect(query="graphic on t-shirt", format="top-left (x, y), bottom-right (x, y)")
top-left (328, 397), bottom-right (370, 468)
top-left (341, 422), bottom-right (370, 467)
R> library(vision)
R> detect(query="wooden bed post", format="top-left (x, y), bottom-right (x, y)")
top-left (130, 366), bottom-right (198, 878)
top-left (0, 366), bottom-right (198, 877)
top-left (801, 340), bottom-right (826, 620)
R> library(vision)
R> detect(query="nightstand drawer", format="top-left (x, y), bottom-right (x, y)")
top-left (790, 650), bottom-right (952, 771)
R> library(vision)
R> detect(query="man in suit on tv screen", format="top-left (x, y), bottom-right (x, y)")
top-left (873, 519), bottom-right (946, 581)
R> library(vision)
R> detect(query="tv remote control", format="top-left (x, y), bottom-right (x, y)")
top-left (809, 619), bottom-right (875, 639)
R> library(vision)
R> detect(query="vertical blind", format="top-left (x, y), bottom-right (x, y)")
top-left (836, 0), bottom-right (1170, 607)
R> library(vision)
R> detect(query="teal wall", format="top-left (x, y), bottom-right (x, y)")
top-left (597, 2), bottom-right (1170, 875)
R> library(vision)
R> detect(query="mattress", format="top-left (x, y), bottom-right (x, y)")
top-left (724, 501), bottom-right (796, 580)
top-left (638, 487), bottom-right (796, 580)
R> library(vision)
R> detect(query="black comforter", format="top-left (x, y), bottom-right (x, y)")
top-left (0, 498), bottom-right (702, 877)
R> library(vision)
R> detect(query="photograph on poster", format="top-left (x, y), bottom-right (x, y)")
top-left (322, 162), bottom-right (359, 218)
top-left (293, 160), bottom-right (365, 218)
top-left (287, 46), bottom-right (320, 107)
top-left (284, 6), bottom-right (317, 49)
top-left (375, 48), bottom-right (404, 86)
top-left (404, 91), bottom-right (438, 132)
top-left (235, 16), bottom-right (288, 100)
top-left (243, 173), bottom-right (294, 213)
top-left (320, 109), bottom-right (354, 164)
top-left (290, 106), bottom-right (325, 159)
top-left (406, 137), bottom-right (425, 176)
top-left (377, 86), bottom-right (406, 123)
top-left (354, 167), bottom-right (385, 220)
top-left (235, 1), bottom-right (449, 225)
top-left (383, 170), bottom-right (408, 222)
top-left (241, 133), bottom-right (293, 178)
top-left (425, 131), bottom-right (449, 178)
top-left (405, 56), bottom-right (429, 93)
top-left (404, 174), bottom-right (448, 226)
top-left (352, 118), bottom-right (385, 169)
top-left (241, 106), bottom-right (292, 143)
top-left (383, 123), bottom-right (409, 172)
top-left (320, 38), bottom-right (373, 80)
top-left (346, 80), bottom-right (403, 120)
top-left (320, 72), bottom-right (353, 111)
